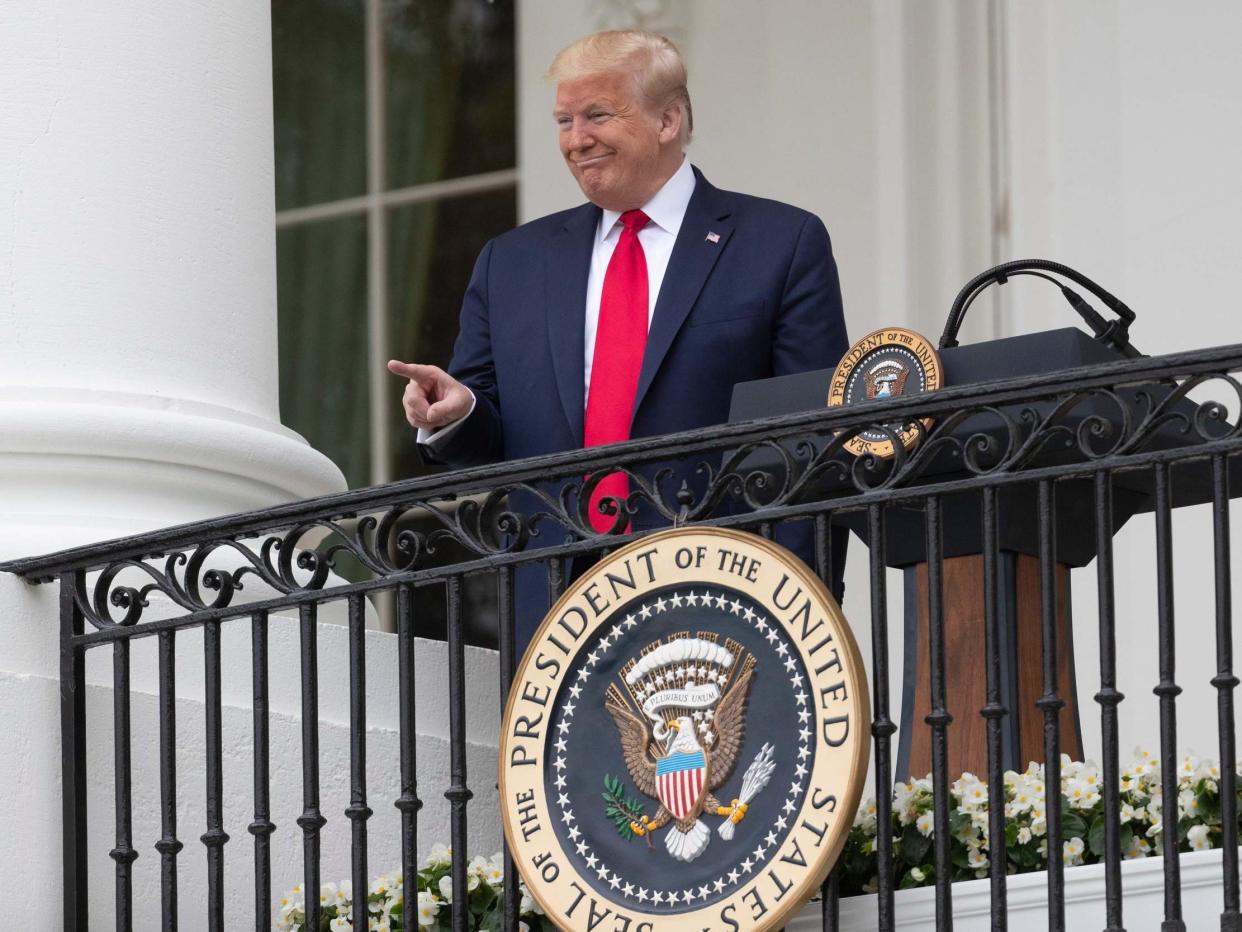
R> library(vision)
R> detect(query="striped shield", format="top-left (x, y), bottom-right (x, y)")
top-left (655, 750), bottom-right (707, 820)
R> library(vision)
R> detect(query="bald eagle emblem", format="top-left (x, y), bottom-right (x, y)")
top-left (602, 633), bottom-right (776, 863)
top-left (863, 358), bottom-right (912, 399)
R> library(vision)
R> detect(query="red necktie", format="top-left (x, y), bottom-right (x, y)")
top-left (584, 209), bottom-right (650, 532)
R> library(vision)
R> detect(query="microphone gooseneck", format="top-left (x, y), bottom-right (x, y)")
top-left (938, 259), bottom-right (1142, 358)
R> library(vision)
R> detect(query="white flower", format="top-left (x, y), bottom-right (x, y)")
top-left (856, 797), bottom-right (879, 833)
top-left (330, 917), bottom-right (351, 931)
top-left (967, 847), bottom-right (988, 870)
top-left (1179, 754), bottom-right (1199, 779)
top-left (1063, 837), bottom-right (1085, 866)
top-left (417, 890), bottom-right (440, 927)
top-left (1179, 788), bottom-right (1200, 819)
top-left (1188, 824), bottom-right (1212, 851)
top-left (910, 866), bottom-right (926, 882)
top-left (916, 812), bottom-right (934, 837)
top-left (484, 853), bottom-right (506, 887)
top-left (1017, 826), bottom-right (1032, 845)
top-left (438, 874), bottom-right (454, 904)
top-left (1065, 779), bottom-right (1100, 810)
top-left (424, 843), bottom-right (452, 868)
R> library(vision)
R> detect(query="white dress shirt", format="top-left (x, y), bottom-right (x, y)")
top-left (421, 156), bottom-right (696, 445)
top-left (582, 155), bottom-right (695, 399)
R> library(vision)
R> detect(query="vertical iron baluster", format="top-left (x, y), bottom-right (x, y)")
top-left (346, 594), bottom-right (373, 928)
top-left (496, 566), bottom-right (521, 932)
top-left (813, 516), bottom-right (843, 931)
top-left (249, 611), bottom-right (275, 931)
top-left (111, 638), bottom-right (137, 931)
top-left (61, 572), bottom-right (88, 932)
top-left (547, 556), bottom-right (565, 606)
top-left (445, 577), bottom-right (474, 932)
top-left (396, 585), bottom-right (422, 916)
top-left (1036, 481), bottom-right (1065, 932)
top-left (1094, 471), bottom-right (1124, 932)
top-left (156, 631), bottom-right (182, 932)
top-left (814, 515), bottom-right (833, 589)
top-left (1154, 464), bottom-right (1185, 932)
top-left (202, 619), bottom-right (229, 931)
top-left (297, 603), bottom-right (327, 931)
top-left (820, 868), bottom-right (841, 931)
top-left (868, 505), bottom-right (896, 931)
top-left (1212, 454), bottom-right (1241, 932)
top-left (925, 496), bottom-right (953, 929)
top-left (980, 487), bottom-right (1007, 930)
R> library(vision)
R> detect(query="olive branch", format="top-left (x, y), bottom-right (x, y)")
top-left (602, 774), bottom-right (654, 849)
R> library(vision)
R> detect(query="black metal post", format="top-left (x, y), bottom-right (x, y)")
top-left (1095, 471), bottom-right (1126, 932)
top-left (1212, 454), bottom-right (1241, 932)
top-left (396, 584), bottom-right (422, 917)
top-left (60, 572), bottom-right (88, 932)
top-left (156, 630), bottom-right (182, 932)
top-left (868, 504), bottom-right (896, 932)
top-left (297, 603), bottom-right (326, 931)
top-left (1153, 464), bottom-right (1185, 932)
top-left (1036, 480), bottom-right (1065, 932)
top-left (346, 593), bottom-right (373, 929)
top-left (249, 610), bottom-right (275, 931)
top-left (446, 576), bottom-right (474, 932)
top-left (981, 486), bottom-right (1007, 931)
top-left (496, 566), bottom-right (521, 932)
top-left (925, 496), bottom-right (954, 929)
top-left (202, 619), bottom-right (229, 931)
top-left (111, 638), bottom-right (137, 931)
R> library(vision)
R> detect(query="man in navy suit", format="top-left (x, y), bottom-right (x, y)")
top-left (389, 31), bottom-right (848, 648)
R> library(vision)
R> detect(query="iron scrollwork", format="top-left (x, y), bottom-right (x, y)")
top-left (66, 364), bottom-right (1242, 629)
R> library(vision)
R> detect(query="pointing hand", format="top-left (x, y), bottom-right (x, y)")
top-left (387, 360), bottom-right (473, 431)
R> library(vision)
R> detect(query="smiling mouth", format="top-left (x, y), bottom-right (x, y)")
top-left (574, 154), bottom-right (612, 168)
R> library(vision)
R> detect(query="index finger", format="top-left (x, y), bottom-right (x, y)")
top-left (386, 360), bottom-right (437, 382)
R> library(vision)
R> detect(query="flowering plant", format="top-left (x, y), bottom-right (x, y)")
top-left (839, 748), bottom-right (1238, 896)
top-left (275, 845), bottom-right (552, 930)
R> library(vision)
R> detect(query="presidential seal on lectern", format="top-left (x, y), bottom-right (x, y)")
top-left (827, 326), bottom-right (943, 458)
top-left (500, 528), bottom-right (870, 931)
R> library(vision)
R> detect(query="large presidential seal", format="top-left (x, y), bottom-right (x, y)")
top-left (499, 528), bottom-right (870, 931)
top-left (826, 326), bottom-right (943, 458)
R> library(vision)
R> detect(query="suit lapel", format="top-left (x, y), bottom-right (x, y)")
top-left (545, 202), bottom-right (600, 446)
top-left (633, 171), bottom-right (735, 417)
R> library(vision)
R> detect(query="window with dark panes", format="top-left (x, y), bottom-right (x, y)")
top-left (273, 0), bottom-right (517, 491)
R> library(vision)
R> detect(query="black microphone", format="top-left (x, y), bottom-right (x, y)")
top-left (938, 259), bottom-right (1143, 358)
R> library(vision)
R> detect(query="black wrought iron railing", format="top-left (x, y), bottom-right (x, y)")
top-left (5, 343), bottom-right (1242, 931)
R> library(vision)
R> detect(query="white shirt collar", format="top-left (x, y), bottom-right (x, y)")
top-left (597, 156), bottom-right (696, 243)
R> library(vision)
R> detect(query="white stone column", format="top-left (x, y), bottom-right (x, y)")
top-left (0, 1), bottom-right (346, 560)
top-left (0, 0), bottom-right (346, 916)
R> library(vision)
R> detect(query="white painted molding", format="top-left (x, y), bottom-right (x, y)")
top-left (791, 847), bottom-right (1238, 930)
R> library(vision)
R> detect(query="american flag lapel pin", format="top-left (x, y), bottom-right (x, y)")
top-left (705, 231), bottom-right (720, 244)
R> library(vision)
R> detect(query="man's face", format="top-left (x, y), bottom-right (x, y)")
top-left (554, 70), bottom-right (675, 211)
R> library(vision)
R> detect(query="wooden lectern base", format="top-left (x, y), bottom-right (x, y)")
top-left (897, 553), bottom-right (1083, 781)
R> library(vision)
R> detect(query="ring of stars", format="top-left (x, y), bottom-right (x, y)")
top-left (551, 586), bottom-right (814, 911)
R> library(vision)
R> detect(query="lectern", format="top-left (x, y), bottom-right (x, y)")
top-left (728, 327), bottom-right (1231, 779)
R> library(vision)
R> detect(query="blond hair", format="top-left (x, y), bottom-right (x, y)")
top-left (547, 30), bottom-right (693, 142)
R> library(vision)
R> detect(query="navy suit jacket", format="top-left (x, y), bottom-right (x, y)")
top-left (430, 167), bottom-right (848, 646)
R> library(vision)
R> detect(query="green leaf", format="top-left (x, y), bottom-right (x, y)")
top-left (1088, 816), bottom-right (1106, 857)
top-left (949, 810), bottom-right (970, 835)
top-left (901, 824), bottom-right (931, 864)
top-left (1061, 809), bottom-right (1087, 840)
